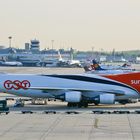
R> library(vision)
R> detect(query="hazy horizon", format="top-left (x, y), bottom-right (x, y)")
top-left (0, 0), bottom-right (140, 52)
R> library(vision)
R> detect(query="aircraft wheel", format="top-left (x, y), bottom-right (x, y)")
top-left (119, 101), bottom-right (127, 105)
top-left (44, 99), bottom-right (47, 105)
top-left (83, 103), bottom-right (88, 108)
top-left (67, 102), bottom-right (72, 107)
top-left (94, 102), bottom-right (99, 106)
top-left (67, 102), bottom-right (76, 107)
top-left (73, 103), bottom-right (78, 107)
top-left (78, 103), bottom-right (82, 108)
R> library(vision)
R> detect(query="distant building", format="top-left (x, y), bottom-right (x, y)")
top-left (136, 57), bottom-right (140, 62)
top-left (99, 55), bottom-right (107, 62)
top-left (0, 46), bottom-right (6, 49)
top-left (107, 55), bottom-right (126, 62)
top-left (30, 39), bottom-right (40, 52)
top-left (25, 43), bottom-right (30, 51)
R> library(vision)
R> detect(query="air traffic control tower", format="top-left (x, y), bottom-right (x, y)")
top-left (30, 39), bottom-right (40, 53)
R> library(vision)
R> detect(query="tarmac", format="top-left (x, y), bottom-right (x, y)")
top-left (0, 65), bottom-right (140, 140)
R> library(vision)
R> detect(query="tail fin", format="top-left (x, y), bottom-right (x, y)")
top-left (122, 63), bottom-right (131, 67)
top-left (58, 51), bottom-right (63, 61)
top-left (91, 59), bottom-right (105, 70)
top-left (104, 72), bottom-right (140, 93)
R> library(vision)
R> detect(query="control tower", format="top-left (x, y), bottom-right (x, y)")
top-left (30, 39), bottom-right (40, 52)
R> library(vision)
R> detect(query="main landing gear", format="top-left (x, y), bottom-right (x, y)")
top-left (67, 102), bottom-right (88, 108)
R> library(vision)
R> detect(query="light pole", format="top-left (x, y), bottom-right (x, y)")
top-left (8, 36), bottom-right (12, 48)
top-left (51, 40), bottom-right (54, 57)
top-left (92, 46), bottom-right (94, 59)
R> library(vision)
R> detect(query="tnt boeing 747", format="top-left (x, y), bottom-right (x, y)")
top-left (0, 72), bottom-right (140, 107)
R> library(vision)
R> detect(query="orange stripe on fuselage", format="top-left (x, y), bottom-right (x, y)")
top-left (102, 72), bottom-right (140, 93)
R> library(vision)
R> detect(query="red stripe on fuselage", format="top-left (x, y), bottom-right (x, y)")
top-left (102, 72), bottom-right (140, 93)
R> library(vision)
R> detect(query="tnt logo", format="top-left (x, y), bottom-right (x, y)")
top-left (4, 80), bottom-right (31, 90)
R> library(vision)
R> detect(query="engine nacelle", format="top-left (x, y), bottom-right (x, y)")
top-left (65, 91), bottom-right (81, 102)
top-left (99, 94), bottom-right (115, 104)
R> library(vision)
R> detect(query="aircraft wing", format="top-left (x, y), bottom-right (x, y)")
top-left (29, 87), bottom-right (125, 96)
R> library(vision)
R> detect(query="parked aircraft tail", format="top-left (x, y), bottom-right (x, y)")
top-left (84, 59), bottom-right (105, 72)
top-left (121, 63), bottom-right (131, 68)
top-left (91, 59), bottom-right (105, 70)
top-left (58, 51), bottom-right (63, 61)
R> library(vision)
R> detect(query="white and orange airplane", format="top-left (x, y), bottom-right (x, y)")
top-left (0, 71), bottom-right (140, 107)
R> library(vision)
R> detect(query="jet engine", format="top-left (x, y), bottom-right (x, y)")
top-left (65, 91), bottom-right (81, 102)
top-left (95, 94), bottom-right (115, 104)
